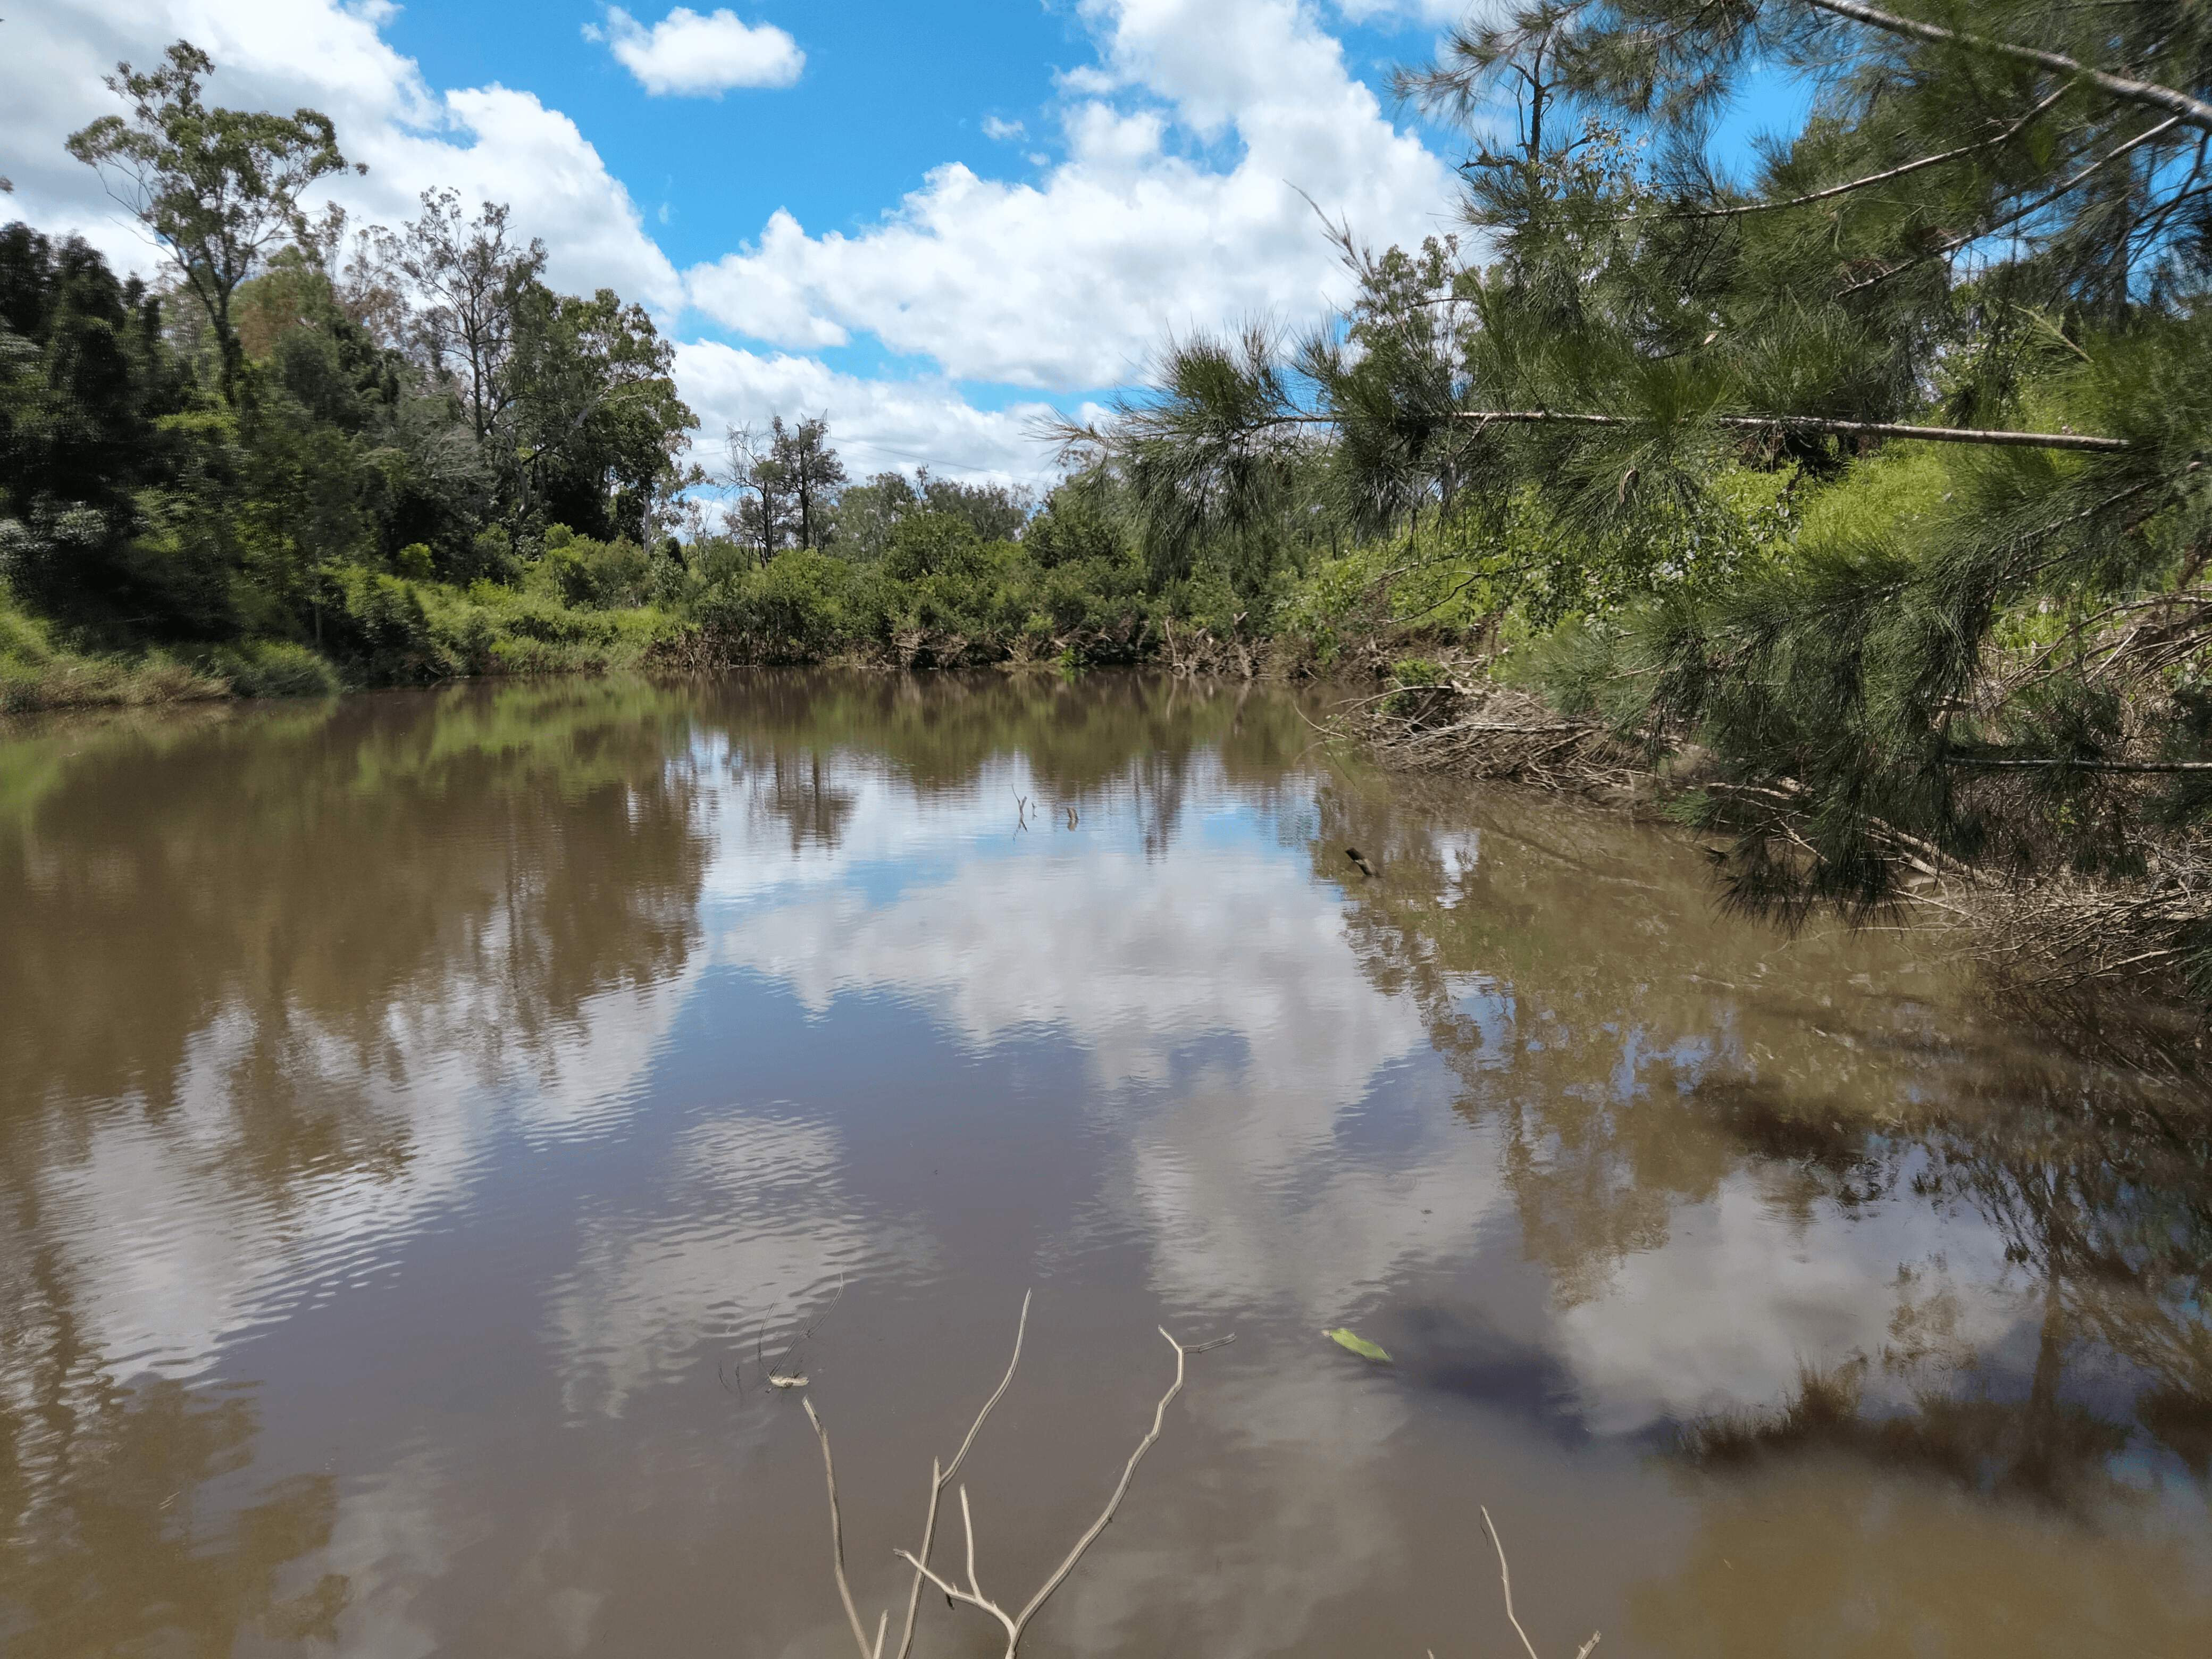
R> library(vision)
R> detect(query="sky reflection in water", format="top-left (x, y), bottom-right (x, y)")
top-left (1, 672), bottom-right (2208, 1658)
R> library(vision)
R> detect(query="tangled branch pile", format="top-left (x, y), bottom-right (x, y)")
top-left (1362, 675), bottom-right (1644, 800)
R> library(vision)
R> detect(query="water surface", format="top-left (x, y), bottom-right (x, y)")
top-left (3, 672), bottom-right (2208, 1657)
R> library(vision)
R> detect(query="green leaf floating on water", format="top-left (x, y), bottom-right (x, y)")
top-left (1326, 1328), bottom-right (1391, 1362)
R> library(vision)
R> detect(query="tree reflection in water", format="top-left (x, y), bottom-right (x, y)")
top-left (0, 672), bottom-right (1316, 1654)
top-left (0, 1373), bottom-right (345, 1654)
top-left (1317, 765), bottom-right (2212, 1567)
top-left (0, 680), bottom-right (719, 1653)
top-left (2, 673), bottom-right (2206, 1656)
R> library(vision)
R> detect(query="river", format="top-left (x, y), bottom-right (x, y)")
top-left (2, 671), bottom-right (2207, 1657)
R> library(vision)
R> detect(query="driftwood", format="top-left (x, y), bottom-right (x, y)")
top-left (1359, 678), bottom-right (1644, 801)
top-left (1158, 616), bottom-right (1267, 680)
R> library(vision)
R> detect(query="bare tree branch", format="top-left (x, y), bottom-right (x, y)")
top-left (1480, 1505), bottom-right (1599, 1659)
top-left (891, 1291), bottom-right (1031, 1659)
top-left (895, 1325), bottom-right (1206, 1659)
top-left (1452, 410), bottom-right (2141, 452)
top-left (802, 1395), bottom-right (889, 1659)
top-left (1077, 408), bottom-right (2137, 453)
top-left (1799, 0), bottom-right (2212, 134)
top-left (1945, 757), bottom-right (2212, 772)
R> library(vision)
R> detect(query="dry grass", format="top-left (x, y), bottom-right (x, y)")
top-left (1, 651), bottom-right (229, 715)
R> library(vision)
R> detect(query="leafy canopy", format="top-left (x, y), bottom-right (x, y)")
top-left (66, 41), bottom-right (361, 403)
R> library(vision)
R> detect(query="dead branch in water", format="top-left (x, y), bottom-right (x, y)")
top-left (1360, 680), bottom-right (1643, 800)
top-left (1426, 1506), bottom-right (1600, 1659)
top-left (1481, 1506), bottom-right (1599, 1659)
top-left (803, 1394), bottom-right (888, 1659)
top-left (892, 1291), bottom-right (1033, 1659)
top-left (895, 1325), bottom-right (1219, 1658)
top-left (800, 1294), bottom-right (1230, 1659)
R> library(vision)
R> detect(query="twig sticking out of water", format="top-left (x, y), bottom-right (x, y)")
top-left (896, 1325), bottom-right (1214, 1659)
top-left (1479, 1506), bottom-right (1599, 1659)
top-left (892, 1291), bottom-right (1033, 1659)
top-left (803, 1394), bottom-right (888, 1659)
top-left (798, 1293), bottom-right (1229, 1659)
top-left (803, 1293), bottom-right (1034, 1659)
top-left (760, 1272), bottom-right (844, 1390)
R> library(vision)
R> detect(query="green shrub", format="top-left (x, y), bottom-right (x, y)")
top-left (0, 586), bottom-right (228, 710)
top-left (884, 512), bottom-right (987, 583)
top-left (696, 548), bottom-right (862, 660)
top-left (206, 640), bottom-right (341, 698)
top-left (1383, 657), bottom-right (1450, 717)
top-left (535, 528), bottom-right (655, 610)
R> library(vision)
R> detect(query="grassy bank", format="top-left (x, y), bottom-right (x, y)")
top-left (1, 594), bottom-right (229, 714)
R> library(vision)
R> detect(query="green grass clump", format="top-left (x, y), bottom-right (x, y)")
top-left (1, 590), bottom-right (228, 713)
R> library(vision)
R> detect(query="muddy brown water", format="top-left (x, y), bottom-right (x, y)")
top-left (2, 671), bottom-right (2209, 1658)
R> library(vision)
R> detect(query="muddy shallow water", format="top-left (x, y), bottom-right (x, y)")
top-left (2, 670), bottom-right (2208, 1658)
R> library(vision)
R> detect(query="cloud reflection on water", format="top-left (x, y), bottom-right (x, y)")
top-left (3, 675), bottom-right (2207, 1658)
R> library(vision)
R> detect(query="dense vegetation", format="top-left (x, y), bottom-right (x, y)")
top-left (8, 12), bottom-right (2212, 1006)
top-left (1071, 0), bottom-right (2212, 1008)
top-left (0, 44), bottom-right (1202, 708)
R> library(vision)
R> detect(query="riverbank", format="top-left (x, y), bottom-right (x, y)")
top-left (1343, 653), bottom-right (2212, 1069)
top-left (1, 601), bottom-right (229, 713)
top-left (11, 598), bottom-right (2204, 1055)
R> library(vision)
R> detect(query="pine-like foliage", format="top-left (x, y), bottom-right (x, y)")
top-left (1083, 0), bottom-right (2212, 966)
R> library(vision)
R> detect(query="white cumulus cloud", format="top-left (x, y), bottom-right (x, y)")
top-left (2, 0), bottom-right (1466, 489)
top-left (588, 6), bottom-right (804, 97)
top-left (682, 0), bottom-right (1455, 389)
top-left (5, 0), bottom-right (682, 313)
top-left (675, 340), bottom-right (1073, 485)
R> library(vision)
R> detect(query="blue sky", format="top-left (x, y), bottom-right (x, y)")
top-left (10, 2), bottom-right (1812, 489)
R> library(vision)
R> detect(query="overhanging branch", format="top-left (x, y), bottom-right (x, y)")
top-left (1799, 0), bottom-right (2212, 135)
top-left (1448, 410), bottom-right (2138, 452)
top-left (1656, 83), bottom-right (2073, 221)
top-left (1946, 757), bottom-right (2212, 772)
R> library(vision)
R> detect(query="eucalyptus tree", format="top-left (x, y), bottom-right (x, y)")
top-left (775, 416), bottom-right (847, 551)
top-left (66, 40), bottom-right (362, 404)
top-left (506, 284), bottom-right (697, 544)
top-left (727, 416), bottom-right (845, 559)
top-left (367, 190), bottom-right (547, 445)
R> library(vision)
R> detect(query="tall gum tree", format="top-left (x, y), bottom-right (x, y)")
top-left (67, 40), bottom-right (361, 406)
